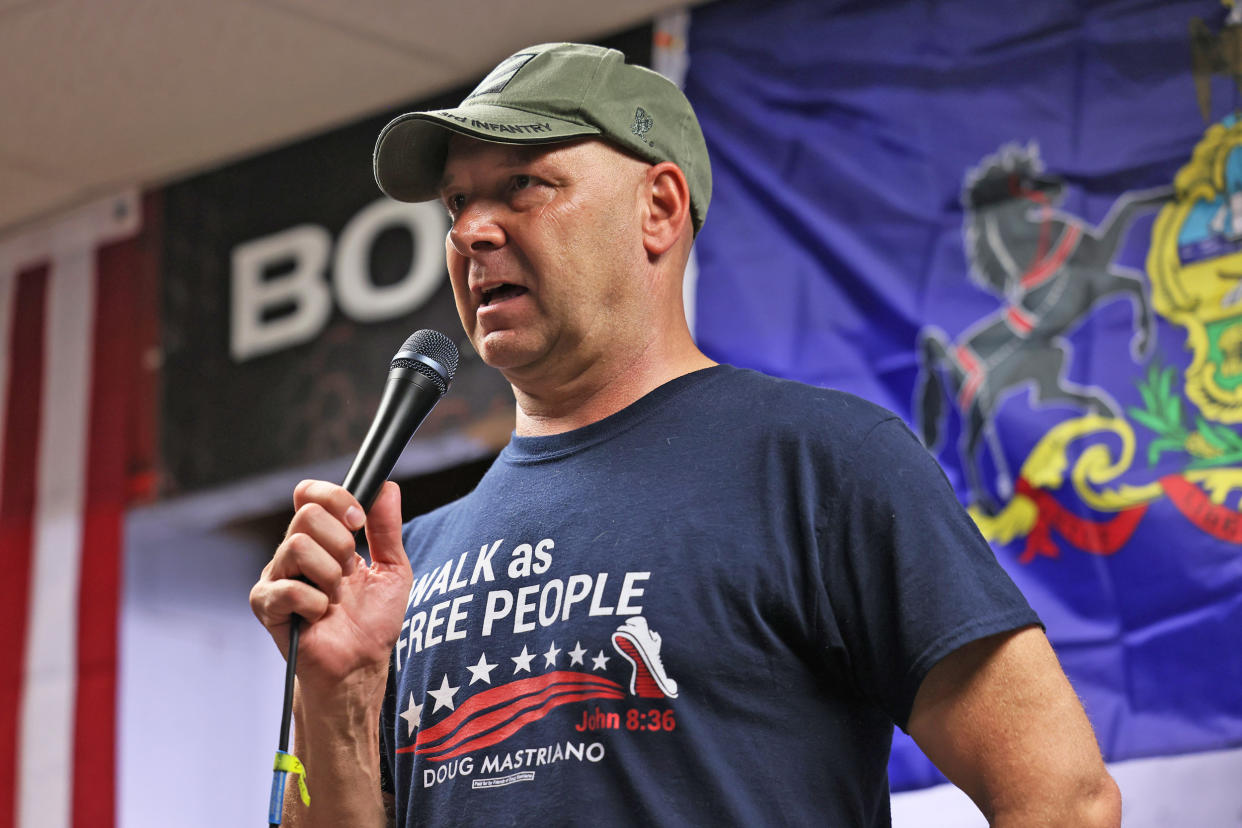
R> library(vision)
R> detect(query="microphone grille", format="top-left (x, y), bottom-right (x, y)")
top-left (391, 329), bottom-right (460, 395)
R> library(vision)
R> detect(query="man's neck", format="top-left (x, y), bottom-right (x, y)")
top-left (509, 343), bottom-right (715, 437)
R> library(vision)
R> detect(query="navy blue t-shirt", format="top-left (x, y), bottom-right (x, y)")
top-left (380, 365), bottom-right (1038, 826)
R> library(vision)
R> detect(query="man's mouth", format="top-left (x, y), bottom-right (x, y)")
top-left (481, 284), bottom-right (528, 306)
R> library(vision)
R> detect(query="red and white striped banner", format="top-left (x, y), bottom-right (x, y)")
top-left (0, 192), bottom-right (143, 828)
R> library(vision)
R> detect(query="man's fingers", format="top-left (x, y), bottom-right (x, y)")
top-left (286, 499), bottom-right (359, 576)
top-left (293, 479), bottom-right (365, 533)
top-left (249, 577), bottom-right (331, 636)
top-left (274, 533), bottom-right (345, 600)
top-left (364, 481), bottom-right (408, 568)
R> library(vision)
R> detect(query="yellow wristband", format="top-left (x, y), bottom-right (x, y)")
top-left (273, 751), bottom-right (311, 806)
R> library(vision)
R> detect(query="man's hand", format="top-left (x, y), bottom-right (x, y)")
top-left (250, 479), bottom-right (411, 691)
top-left (249, 479), bottom-right (409, 828)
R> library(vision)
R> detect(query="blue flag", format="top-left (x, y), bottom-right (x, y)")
top-left (686, 0), bottom-right (1242, 790)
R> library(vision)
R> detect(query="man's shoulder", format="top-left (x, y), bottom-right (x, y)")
top-left (708, 365), bottom-right (902, 445)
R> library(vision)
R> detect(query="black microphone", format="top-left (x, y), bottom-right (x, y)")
top-left (268, 329), bottom-right (458, 827)
top-left (342, 329), bottom-right (460, 510)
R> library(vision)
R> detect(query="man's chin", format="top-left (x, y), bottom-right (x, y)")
top-left (474, 331), bottom-right (543, 373)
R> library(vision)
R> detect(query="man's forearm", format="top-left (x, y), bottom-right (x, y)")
top-left (282, 676), bottom-right (390, 828)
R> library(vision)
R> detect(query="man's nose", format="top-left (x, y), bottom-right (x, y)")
top-left (448, 202), bottom-right (506, 256)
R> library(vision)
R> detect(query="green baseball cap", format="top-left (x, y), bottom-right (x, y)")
top-left (373, 42), bottom-right (712, 233)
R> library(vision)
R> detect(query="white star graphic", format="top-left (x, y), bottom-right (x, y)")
top-left (568, 641), bottom-right (587, 667)
top-left (466, 652), bottom-right (498, 685)
top-left (512, 645), bottom-right (535, 674)
top-left (591, 650), bottom-right (611, 671)
top-left (427, 674), bottom-right (460, 713)
top-left (543, 641), bottom-right (562, 668)
top-left (399, 691), bottom-right (423, 737)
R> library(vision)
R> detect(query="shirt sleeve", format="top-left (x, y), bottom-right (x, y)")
top-left (818, 416), bottom-right (1041, 731)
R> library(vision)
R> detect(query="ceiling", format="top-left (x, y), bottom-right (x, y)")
top-left (0, 0), bottom-right (694, 235)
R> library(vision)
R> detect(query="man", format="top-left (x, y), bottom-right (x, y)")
top-left (250, 42), bottom-right (1120, 827)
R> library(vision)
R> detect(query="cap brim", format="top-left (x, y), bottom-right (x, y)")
top-left (373, 105), bottom-right (601, 203)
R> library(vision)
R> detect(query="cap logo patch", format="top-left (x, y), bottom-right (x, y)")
top-left (631, 107), bottom-right (654, 146)
top-left (465, 52), bottom-right (537, 100)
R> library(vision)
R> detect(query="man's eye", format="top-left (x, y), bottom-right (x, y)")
top-left (447, 194), bottom-right (466, 213)
top-left (512, 175), bottom-right (532, 191)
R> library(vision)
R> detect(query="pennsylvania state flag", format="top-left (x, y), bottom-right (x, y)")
top-left (685, 0), bottom-right (1242, 790)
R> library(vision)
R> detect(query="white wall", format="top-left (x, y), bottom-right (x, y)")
top-left (892, 747), bottom-right (1242, 826)
top-left (120, 497), bottom-right (286, 826)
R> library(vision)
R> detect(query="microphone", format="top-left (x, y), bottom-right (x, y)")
top-left (268, 329), bottom-right (458, 827)
top-left (341, 329), bottom-right (460, 510)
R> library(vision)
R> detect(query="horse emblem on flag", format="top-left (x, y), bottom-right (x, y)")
top-left (915, 142), bottom-right (1169, 515)
top-left (915, 130), bottom-right (1242, 560)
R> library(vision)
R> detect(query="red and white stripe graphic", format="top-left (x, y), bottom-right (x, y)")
top-left (402, 672), bottom-right (624, 762)
top-left (0, 193), bottom-right (142, 828)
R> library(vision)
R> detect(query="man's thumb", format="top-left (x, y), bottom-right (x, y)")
top-left (364, 480), bottom-right (406, 566)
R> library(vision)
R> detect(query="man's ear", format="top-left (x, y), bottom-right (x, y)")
top-left (642, 162), bottom-right (692, 256)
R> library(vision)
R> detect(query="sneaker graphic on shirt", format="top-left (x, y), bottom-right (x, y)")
top-left (611, 616), bottom-right (678, 699)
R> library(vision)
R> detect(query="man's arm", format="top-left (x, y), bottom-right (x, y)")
top-left (250, 480), bottom-right (410, 828)
top-left (906, 625), bottom-right (1121, 827)
top-left (281, 679), bottom-right (391, 827)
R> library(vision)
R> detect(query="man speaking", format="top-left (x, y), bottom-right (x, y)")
top-left (250, 42), bottom-right (1121, 827)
